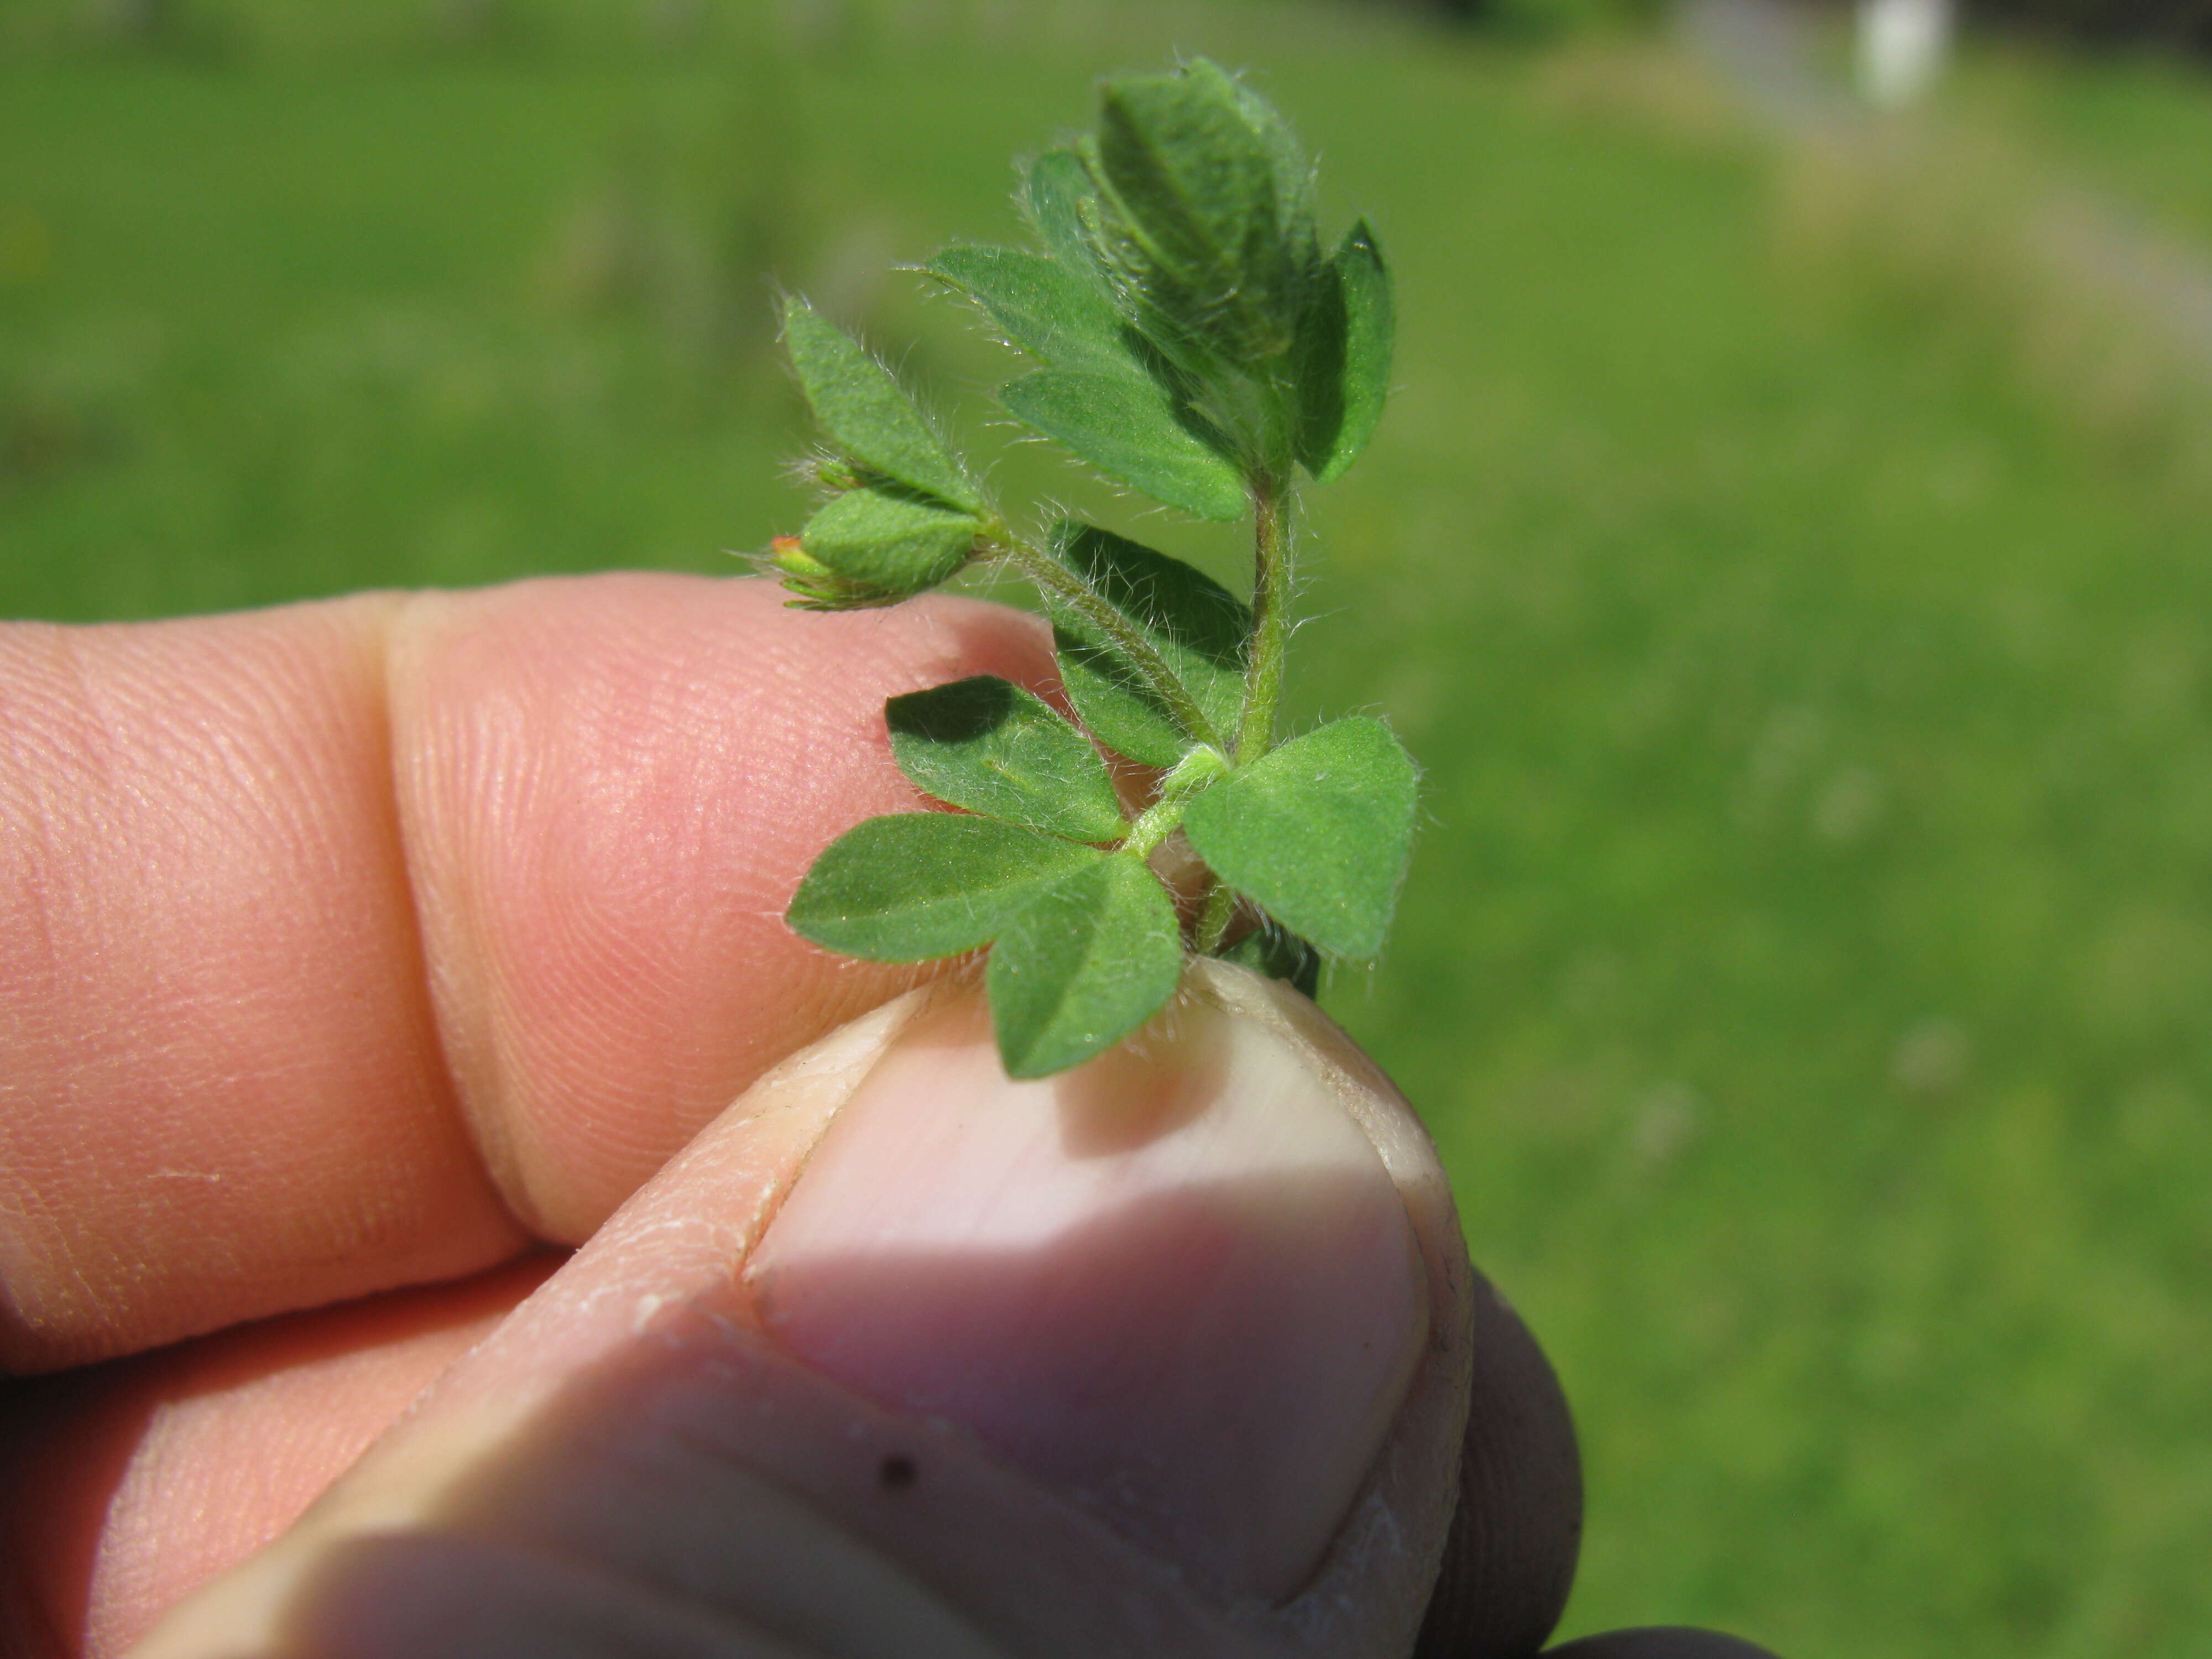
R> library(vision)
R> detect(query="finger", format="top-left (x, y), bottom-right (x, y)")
top-left (1413, 1269), bottom-right (1583, 1659)
top-left (1544, 1632), bottom-right (1785, 1658)
top-left (1, 574), bottom-right (1051, 1371)
top-left (130, 963), bottom-right (1475, 1658)
top-left (0, 1256), bottom-right (561, 1659)
top-left (0, 591), bottom-right (521, 1371)
top-left (385, 574), bottom-right (1053, 1240)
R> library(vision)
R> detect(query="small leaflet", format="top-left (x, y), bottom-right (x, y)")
top-left (1001, 368), bottom-right (1246, 523)
top-left (1182, 716), bottom-right (1417, 959)
top-left (924, 244), bottom-right (1141, 379)
top-left (886, 676), bottom-right (1128, 844)
top-left (1044, 521), bottom-right (1248, 768)
top-left (781, 298), bottom-right (983, 514)
top-left (986, 853), bottom-right (1185, 1078)
top-left (787, 814), bottom-right (1102, 962)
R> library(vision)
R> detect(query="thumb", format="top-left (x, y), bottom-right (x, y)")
top-left (128, 962), bottom-right (1475, 1659)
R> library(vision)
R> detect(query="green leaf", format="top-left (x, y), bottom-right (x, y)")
top-left (787, 814), bottom-right (1102, 962)
top-left (886, 676), bottom-right (1128, 844)
top-left (1045, 521), bottom-right (1249, 768)
top-left (986, 853), bottom-right (1185, 1077)
top-left (1182, 716), bottom-right (1417, 958)
top-left (781, 297), bottom-right (983, 514)
top-left (800, 487), bottom-right (980, 598)
top-left (1091, 61), bottom-right (1293, 359)
top-left (1201, 58), bottom-right (1317, 234)
top-left (1290, 262), bottom-right (1347, 481)
top-left (924, 244), bottom-right (1141, 378)
top-left (1295, 220), bottom-right (1394, 486)
top-left (1001, 368), bottom-right (1246, 523)
top-left (1020, 148), bottom-right (1109, 292)
top-left (1220, 919), bottom-right (1322, 999)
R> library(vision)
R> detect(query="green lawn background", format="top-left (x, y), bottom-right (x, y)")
top-left (5, 6), bottom-right (2211, 1655)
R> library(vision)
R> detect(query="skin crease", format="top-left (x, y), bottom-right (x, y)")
top-left (4, 572), bottom-right (1745, 1659)
top-left (0, 575), bottom-right (1057, 1373)
top-left (0, 576), bottom-right (1056, 1652)
top-left (0, 1257), bottom-right (565, 1658)
top-left (385, 579), bottom-right (1060, 1240)
top-left (118, 967), bottom-right (1467, 1659)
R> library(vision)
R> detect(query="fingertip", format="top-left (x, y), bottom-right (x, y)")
top-left (131, 967), bottom-right (1475, 1659)
top-left (743, 984), bottom-right (1430, 1602)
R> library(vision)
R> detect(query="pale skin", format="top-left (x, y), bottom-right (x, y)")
top-left (3, 575), bottom-right (1065, 1650)
top-left (0, 573), bottom-right (1759, 1659)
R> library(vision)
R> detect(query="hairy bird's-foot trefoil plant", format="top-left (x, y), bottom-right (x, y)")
top-left (776, 59), bottom-right (1412, 1079)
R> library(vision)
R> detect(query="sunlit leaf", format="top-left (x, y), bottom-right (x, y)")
top-left (926, 244), bottom-right (1141, 378)
top-left (781, 297), bottom-right (982, 513)
top-left (887, 676), bottom-right (1127, 843)
top-left (787, 814), bottom-right (1100, 961)
top-left (987, 853), bottom-right (1185, 1077)
top-left (1183, 716), bottom-right (1417, 957)
top-left (1001, 368), bottom-right (1246, 523)
top-left (1020, 148), bottom-right (1109, 293)
top-left (1091, 61), bottom-right (1295, 361)
top-left (1202, 57), bottom-right (1317, 237)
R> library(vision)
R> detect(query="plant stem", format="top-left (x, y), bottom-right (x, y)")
top-left (1121, 744), bottom-right (1228, 858)
top-left (989, 530), bottom-right (1224, 753)
top-left (1193, 881), bottom-right (1239, 956)
top-left (1194, 475), bottom-right (1293, 958)
top-left (1232, 478), bottom-right (1291, 765)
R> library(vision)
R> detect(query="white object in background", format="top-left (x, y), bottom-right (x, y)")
top-left (1858, 0), bottom-right (1955, 108)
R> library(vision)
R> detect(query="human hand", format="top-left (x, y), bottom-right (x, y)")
top-left (1, 574), bottom-right (1773, 1657)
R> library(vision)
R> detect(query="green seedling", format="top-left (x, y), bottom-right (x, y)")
top-left (776, 58), bottom-right (1413, 1078)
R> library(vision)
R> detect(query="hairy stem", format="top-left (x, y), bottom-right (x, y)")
top-left (1232, 479), bottom-right (1292, 765)
top-left (1193, 880), bottom-right (1240, 956)
top-left (1122, 744), bottom-right (1229, 859)
top-left (989, 531), bottom-right (1224, 753)
top-left (1194, 476), bottom-right (1293, 957)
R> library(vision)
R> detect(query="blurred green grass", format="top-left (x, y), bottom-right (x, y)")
top-left (1957, 37), bottom-right (2212, 247)
top-left (6, 8), bottom-right (2212, 1656)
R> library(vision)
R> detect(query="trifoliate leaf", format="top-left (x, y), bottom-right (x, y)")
top-left (1220, 918), bottom-right (1322, 998)
top-left (781, 297), bottom-right (983, 514)
top-left (799, 487), bottom-right (981, 600)
top-left (886, 676), bottom-right (1128, 844)
top-left (924, 244), bottom-right (1141, 378)
top-left (1294, 220), bottom-right (1394, 486)
top-left (787, 813), bottom-right (1102, 962)
top-left (986, 853), bottom-right (1185, 1077)
top-left (1001, 368), bottom-right (1246, 523)
top-left (1045, 521), bottom-right (1248, 767)
top-left (1182, 716), bottom-right (1417, 958)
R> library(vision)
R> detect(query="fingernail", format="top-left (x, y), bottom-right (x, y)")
top-left (744, 987), bottom-right (1429, 1603)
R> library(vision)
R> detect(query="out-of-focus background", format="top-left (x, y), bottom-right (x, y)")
top-left (6, 0), bottom-right (2211, 1652)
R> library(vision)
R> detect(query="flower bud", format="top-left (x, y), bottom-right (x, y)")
top-left (770, 489), bottom-right (984, 611)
